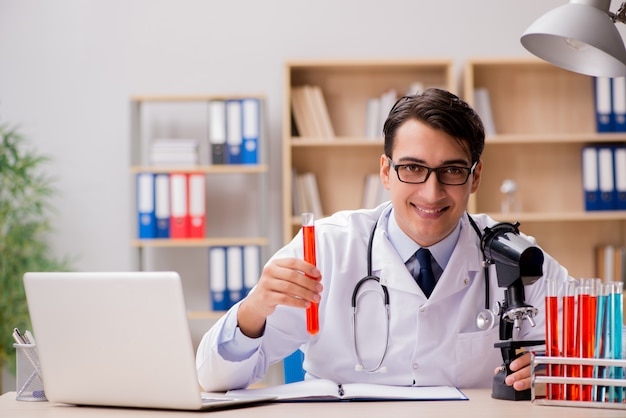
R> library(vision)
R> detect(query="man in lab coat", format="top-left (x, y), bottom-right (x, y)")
top-left (196, 88), bottom-right (571, 392)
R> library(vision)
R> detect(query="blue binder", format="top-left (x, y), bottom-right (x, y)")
top-left (595, 77), bottom-right (614, 133)
top-left (283, 349), bottom-right (305, 383)
top-left (154, 173), bottom-right (170, 238)
top-left (226, 99), bottom-right (243, 164)
top-left (209, 100), bottom-right (227, 165)
top-left (241, 98), bottom-right (260, 164)
top-left (614, 145), bottom-right (626, 210)
top-left (226, 246), bottom-right (244, 308)
top-left (613, 77), bottom-right (626, 132)
top-left (136, 173), bottom-right (156, 238)
top-left (243, 245), bottom-right (261, 296)
top-left (209, 247), bottom-right (228, 311)
top-left (582, 146), bottom-right (600, 211)
top-left (598, 146), bottom-right (616, 210)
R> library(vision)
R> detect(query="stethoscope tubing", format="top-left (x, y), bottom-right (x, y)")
top-left (350, 211), bottom-right (494, 373)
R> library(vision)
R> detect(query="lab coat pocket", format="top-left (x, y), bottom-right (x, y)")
top-left (455, 326), bottom-right (501, 388)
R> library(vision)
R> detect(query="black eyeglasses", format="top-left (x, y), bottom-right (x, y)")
top-left (388, 158), bottom-right (477, 186)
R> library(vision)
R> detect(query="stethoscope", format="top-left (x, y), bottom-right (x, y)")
top-left (351, 212), bottom-right (496, 373)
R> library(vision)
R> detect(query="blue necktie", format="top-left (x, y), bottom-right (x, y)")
top-left (415, 248), bottom-right (436, 298)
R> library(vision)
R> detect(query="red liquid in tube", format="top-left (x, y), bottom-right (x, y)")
top-left (563, 292), bottom-right (580, 401)
top-left (546, 294), bottom-right (562, 400)
top-left (302, 217), bottom-right (319, 335)
top-left (578, 292), bottom-right (594, 401)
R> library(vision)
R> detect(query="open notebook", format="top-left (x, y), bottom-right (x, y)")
top-left (227, 379), bottom-right (468, 402)
top-left (23, 271), bottom-right (274, 411)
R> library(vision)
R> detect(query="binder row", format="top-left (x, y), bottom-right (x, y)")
top-left (209, 246), bottom-right (261, 311)
top-left (594, 77), bottom-right (626, 133)
top-left (136, 172), bottom-right (206, 239)
top-left (208, 97), bottom-right (260, 165)
top-left (581, 145), bottom-right (626, 211)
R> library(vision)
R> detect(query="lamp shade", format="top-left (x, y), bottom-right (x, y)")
top-left (521, 0), bottom-right (626, 77)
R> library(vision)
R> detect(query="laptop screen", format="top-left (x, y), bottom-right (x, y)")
top-left (24, 271), bottom-right (207, 410)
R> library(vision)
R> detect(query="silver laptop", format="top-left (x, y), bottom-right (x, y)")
top-left (23, 271), bottom-right (273, 411)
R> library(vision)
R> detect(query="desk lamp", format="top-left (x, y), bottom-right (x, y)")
top-left (480, 222), bottom-right (546, 401)
top-left (521, 0), bottom-right (626, 77)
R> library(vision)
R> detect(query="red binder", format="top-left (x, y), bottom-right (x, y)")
top-left (188, 173), bottom-right (206, 238)
top-left (169, 173), bottom-right (189, 238)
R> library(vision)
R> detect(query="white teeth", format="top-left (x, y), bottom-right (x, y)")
top-left (418, 207), bottom-right (441, 214)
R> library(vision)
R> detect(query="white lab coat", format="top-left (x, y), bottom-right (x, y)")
top-left (196, 204), bottom-right (571, 391)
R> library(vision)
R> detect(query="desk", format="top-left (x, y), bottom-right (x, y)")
top-left (1, 389), bottom-right (625, 417)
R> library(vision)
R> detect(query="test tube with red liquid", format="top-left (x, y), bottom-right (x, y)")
top-left (545, 276), bottom-right (561, 400)
top-left (562, 279), bottom-right (580, 401)
top-left (302, 213), bottom-right (319, 335)
top-left (577, 279), bottom-right (595, 402)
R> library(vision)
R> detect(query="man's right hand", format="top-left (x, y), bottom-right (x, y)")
top-left (236, 257), bottom-right (322, 338)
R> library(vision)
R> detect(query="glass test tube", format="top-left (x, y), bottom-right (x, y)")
top-left (594, 282), bottom-right (610, 402)
top-left (302, 213), bottom-right (319, 335)
top-left (562, 279), bottom-right (579, 401)
top-left (610, 281), bottom-right (623, 403)
top-left (577, 279), bottom-right (595, 402)
top-left (545, 276), bottom-right (561, 400)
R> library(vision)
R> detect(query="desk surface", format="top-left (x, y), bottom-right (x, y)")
top-left (1, 389), bottom-right (625, 417)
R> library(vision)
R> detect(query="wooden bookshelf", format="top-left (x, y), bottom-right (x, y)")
top-left (464, 57), bottom-right (626, 278)
top-left (282, 59), bottom-right (455, 243)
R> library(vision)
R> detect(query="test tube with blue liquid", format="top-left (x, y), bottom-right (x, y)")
top-left (609, 281), bottom-right (623, 403)
top-left (594, 282), bottom-right (610, 402)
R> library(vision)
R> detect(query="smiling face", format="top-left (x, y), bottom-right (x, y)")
top-left (380, 118), bottom-right (482, 247)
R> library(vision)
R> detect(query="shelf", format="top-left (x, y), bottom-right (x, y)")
top-left (132, 237), bottom-right (269, 248)
top-left (293, 134), bottom-right (626, 146)
top-left (187, 310), bottom-right (226, 320)
top-left (486, 133), bottom-right (626, 144)
top-left (131, 94), bottom-right (265, 102)
top-left (130, 164), bottom-right (269, 174)
top-left (291, 138), bottom-right (384, 147)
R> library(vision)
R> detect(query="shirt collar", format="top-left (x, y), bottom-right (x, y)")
top-left (386, 208), bottom-right (462, 271)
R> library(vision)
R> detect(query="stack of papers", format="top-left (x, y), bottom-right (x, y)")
top-left (150, 138), bottom-right (199, 166)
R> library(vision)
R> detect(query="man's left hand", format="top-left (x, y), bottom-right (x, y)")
top-left (499, 352), bottom-right (532, 391)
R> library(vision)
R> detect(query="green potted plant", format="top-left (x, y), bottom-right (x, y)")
top-left (0, 122), bottom-right (72, 393)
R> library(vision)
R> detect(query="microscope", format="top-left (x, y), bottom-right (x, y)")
top-left (480, 222), bottom-right (546, 401)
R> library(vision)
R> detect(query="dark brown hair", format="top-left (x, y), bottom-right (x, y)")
top-left (383, 88), bottom-right (485, 164)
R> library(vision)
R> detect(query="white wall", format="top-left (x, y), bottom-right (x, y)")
top-left (0, 0), bottom-right (612, 391)
top-left (0, 0), bottom-right (574, 270)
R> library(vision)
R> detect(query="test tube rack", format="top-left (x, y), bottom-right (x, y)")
top-left (531, 355), bottom-right (626, 410)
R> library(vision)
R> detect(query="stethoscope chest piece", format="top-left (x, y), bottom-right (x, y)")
top-left (476, 309), bottom-right (496, 330)
top-left (475, 300), bottom-right (500, 330)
